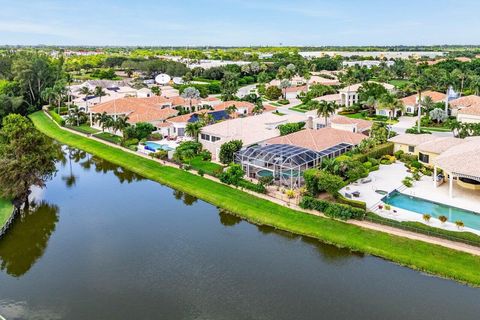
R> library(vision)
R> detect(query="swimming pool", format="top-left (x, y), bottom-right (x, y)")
top-left (257, 169), bottom-right (300, 178)
top-left (144, 142), bottom-right (174, 152)
top-left (383, 190), bottom-right (480, 231)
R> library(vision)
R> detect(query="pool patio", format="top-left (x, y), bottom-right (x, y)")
top-left (340, 162), bottom-right (480, 235)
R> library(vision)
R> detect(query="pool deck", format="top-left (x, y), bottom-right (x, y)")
top-left (341, 162), bottom-right (480, 236)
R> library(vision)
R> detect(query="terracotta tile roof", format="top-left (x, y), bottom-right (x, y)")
top-left (450, 95), bottom-right (480, 109)
top-left (400, 91), bottom-right (446, 106)
top-left (417, 137), bottom-right (466, 154)
top-left (339, 81), bottom-right (394, 93)
top-left (434, 137), bottom-right (480, 177)
top-left (330, 115), bottom-right (373, 132)
top-left (284, 85), bottom-right (308, 93)
top-left (458, 104), bottom-right (480, 116)
top-left (313, 93), bottom-right (341, 103)
top-left (389, 134), bottom-right (438, 146)
top-left (90, 97), bottom-right (179, 124)
top-left (266, 128), bottom-right (367, 152)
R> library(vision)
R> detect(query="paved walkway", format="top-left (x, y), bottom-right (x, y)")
top-left (43, 111), bottom-right (480, 257)
top-left (236, 84), bottom-right (257, 98)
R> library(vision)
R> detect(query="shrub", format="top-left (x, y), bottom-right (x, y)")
top-left (363, 161), bottom-right (372, 169)
top-left (303, 169), bottom-right (345, 196)
top-left (336, 193), bottom-right (367, 210)
top-left (455, 220), bottom-right (465, 229)
top-left (219, 140), bottom-right (243, 164)
top-left (439, 215), bottom-right (448, 224)
top-left (410, 160), bottom-right (422, 169)
top-left (278, 121), bottom-right (305, 136)
top-left (122, 138), bottom-right (139, 147)
top-left (265, 86), bottom-right (282, 100)
top-left (278, 99), bottom-right (290, 105)
top-left (258, 175), bottom-right (274, 186)
top-left (394, 150), bottom-right (404, 158)
top-left (402, 177), bottom-right (413, 187)
top-left (198, 169), bottom-right (205, 176)
top-left (152, 150), bottom-right (168, 160)
top-left (423, 214), bottom-right (431, 223)
top-left (237, 179), bottom-right (266, 194)
top-left (149, 133), bottom-right (163, 140)
top-left (412, 171), bottom-right (421, 181)
top-left (199, 150), bottom-right (212, 161)
top-left (351, 142), bottom-right (394, 162)
top-left (219, 163), bottom-right (244, 186)
top-left (49, 110), bottom-right (65, 126)
top-left (300, 196), bottom-right (366, 220)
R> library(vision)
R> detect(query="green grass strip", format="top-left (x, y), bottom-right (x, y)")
top-left (30, 111), bottom-right (480, 286)
top-left (0, 197), bottom-right (13, 229)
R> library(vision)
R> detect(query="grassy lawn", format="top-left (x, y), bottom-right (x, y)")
top-left (94, 132), bottom-right (122, 144)
top-left (67, 124), bottom-right (100, 135)
top-left (30, 111), bottom-right (480, 286)
top-left (344, 113), bottom-right (399, 124)
top-left (189, 156), bottom-right (224, 176)
top-left (0, 198), bottom-right (13, 229)
top-left (421, 126), bottom-right (453, 132)
top-left (269, 102), bottom-right (281, 106)
top-left (389, 79), bottom-right (412, 87)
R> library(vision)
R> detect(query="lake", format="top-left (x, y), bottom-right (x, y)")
top-left (0, 147), bottom-right (479, 319)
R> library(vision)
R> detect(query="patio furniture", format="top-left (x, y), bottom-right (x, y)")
top-left (361, 177), bottom-right (372, 184)
top-left (352, 191), bottom-right (360, 198)
top-left (344, 192), bottom-right (352, 199)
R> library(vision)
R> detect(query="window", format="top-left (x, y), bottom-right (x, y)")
top-left (200, 133), bottom-right (210, 141)
top-left (408, 146), bottom-right (415, 153)
top-left (211, 136), bottom-right (221, 142)
top-left (419, 152), bottom-right (430, 163)
top-left (316, 123), bottom-right (326, 129)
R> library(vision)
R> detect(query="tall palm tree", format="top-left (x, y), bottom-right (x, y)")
top-left (185, 122), bottom-right (203, 141)
top-left (411, 77), bottom-right (428, 133)
top-left (199, 112), bottom-right (215, 125)
top-left (421, 96), bottom-right (435, 111)
top-left (95, 112), bottom-right (111, 132)
top-left (361, 96), bottom-right (377, 116)
top-left (316, 101), bottom-right (337, 126)
top-left (53, 80), bottom-right (67, 115)
top-left (41, 87), bottom-right (56, 107)
top-left (252, 103), bottom-right (264, 115)
top-left (80, 86), bottom-right (93, 111)
top-left (94, 86), bottom-right (107, 103)
top-left (114, 115), bottom-right (130, 135)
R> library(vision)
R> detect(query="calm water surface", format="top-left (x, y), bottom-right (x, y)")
top-left (0, 147), bottom-right (479, 319)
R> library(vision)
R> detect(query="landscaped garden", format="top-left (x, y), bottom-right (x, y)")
top-left (30, 110), bottom-right (480, 286)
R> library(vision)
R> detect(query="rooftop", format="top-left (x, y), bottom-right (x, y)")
top-left (339, 81), bottom-right (394, 93)
top-left (434, 137), bottom-right (480, 178)
top-left (401, 90), bottom-right (446, 106)
top-left (266, 127), bottom-right (367, 152)
top-left (388, 134), bottom-right (439, 146)
top-left (449, 95), bottom-right (480, 109)
top-left (458, 103), bottom-right (480, 116)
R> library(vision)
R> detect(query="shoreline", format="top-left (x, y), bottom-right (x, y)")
top-left (30, 111), bottom-right (480, 286)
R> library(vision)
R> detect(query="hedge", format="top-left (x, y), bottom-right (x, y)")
top-left (351, 142), bottom-right (394, 162)
top-left (335, 193), bottom-right (367, 210)
top-left (48, 110), bottom-right (64, 126)
top-left (299, 196), bottom-right (366, 220)
top-left (238, 179), bottom-right (267, 194)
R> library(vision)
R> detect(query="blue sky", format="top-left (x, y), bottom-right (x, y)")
top-left (0, 0), bottom-right (479, 46)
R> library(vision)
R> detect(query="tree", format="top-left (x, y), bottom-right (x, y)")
top-left (411, 76), bottom-right (429, 133)
top-left (185, 122), bottom-right (203, 141)
top-left (0, 114), bottom-right (61, 208)
top-left (316, 101), bottom-right (337, 126)
top-left (357, 82), bottom-right (388, 102)
top-left (66, 106), bottom-right (86, 127)
top-left (219, 140), bottom-right (243, 164)
top-left (94, 86), bottom-right (107, 103)
top-left (79, 86), bottom-right (92, 110)
top-left (219, 163), bottom-right (244, 186)
top-left (40, 87), bottom-right (56, 107)
top-left (95, 112), bottom-right (111, 132)
top-left (220, 72), bottom-right (239, 101)
top-left (226, 104), bottom-right (238, 117)
top-left (265, 86), bottom-right (282, 100)
top-left (181, 86), bottom-right (201, 110)
top-left (429, 108), bottom-right (448, 123)
top-left (252, 103), bottom-right (264, 115)
top-left (132, 122), bottom-right (155, 140)
top-left (0, 94), bottom-right (23, 124)
top-left (279, 79), bottom-right (291, 99)
top-left (377, 93), bottom-right (403, 120)
top-left (361, 96), bottom-right (377, 116)
top-left (114, 115), bottom-right (130, 135)
top-left (421, 96), bottom-right (435, 111)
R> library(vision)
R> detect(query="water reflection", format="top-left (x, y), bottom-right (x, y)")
top-left (218, 209), bottom-right (242, 227)
top-left (0, 201), bottom-right (59, 277)
top-left (173, 190), bottom-right (198, 206)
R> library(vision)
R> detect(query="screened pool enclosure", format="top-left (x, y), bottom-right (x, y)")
top-left (235, 143), bottom-right (353, 188)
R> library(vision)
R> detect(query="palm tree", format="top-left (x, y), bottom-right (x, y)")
top-left (411, 77), bottom-right (428, 133)
top-left (449, 119), bottom-right (462, 137)
top-left (226, 104), bottom-right (238, 117)
top-left (185, 122), bottom-right (203, 141)
top-left (469, 74), bottom-right (480, 95)
top-left (79, 86), bottom-right (93, 111)
top-left (316, 101), bottom-right (337, 127)
top-left (252, 103), bottom-right (264, 115)
top-left (52, 80), bottom-right (67, 115)
top-left (95, 112), bottom-right (111, 132)
top-left (361, 96), bottom-right (377, 116)
top-left (377, 93), bottom-right (403, 120)
top-left (66, 106), bottom-right (86, 127)
top-left (94, 86), bottom-right (107, 103)
top-left (199, 112), bottom-right (215, 125)
top-left (421, 96), bottom-right (435, 111)
top-left (114, 115), bottom-right (130, 135)
top-left (41, 87), bottom-right (56, 108)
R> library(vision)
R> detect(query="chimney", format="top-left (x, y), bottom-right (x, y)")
top-left (307, 116), bottom-right (314, 129)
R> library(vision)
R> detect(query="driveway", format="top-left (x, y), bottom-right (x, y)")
top-left (391, 116), bottom-right (416, 134)
top-left (236, 84), bottom-right (257, 98)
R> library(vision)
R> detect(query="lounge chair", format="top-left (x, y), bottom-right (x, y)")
top-left (344, 192), bottom-right (352, 199)
top-left (352, 191), bottom-right (360, 198)
top-left (361, 177), bottom-right (372, 184)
